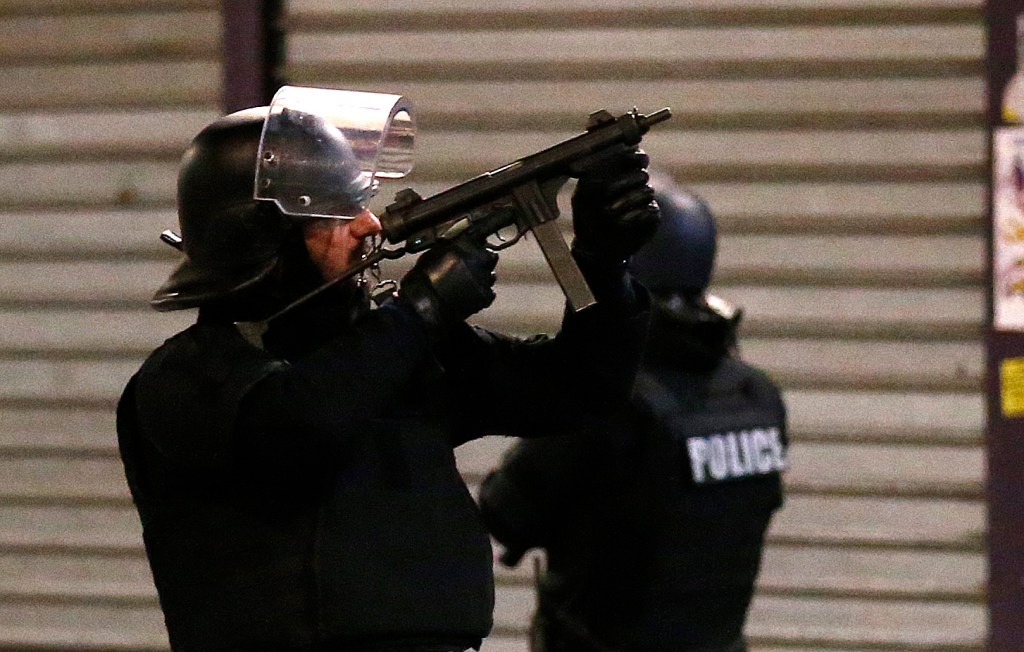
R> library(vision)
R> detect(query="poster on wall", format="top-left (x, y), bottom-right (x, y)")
top-left (993, 127), bottom-right (1024, 330)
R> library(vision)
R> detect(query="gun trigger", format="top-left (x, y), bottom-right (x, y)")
top-left (586, 109), bottom-right (615, 130)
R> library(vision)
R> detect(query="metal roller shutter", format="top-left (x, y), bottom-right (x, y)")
top-left (0, 0), bottom-right (986, 650)
top-left (0, 0), bottom-right (218, 649)
top-left (284, 1), bottom-right (987, 650)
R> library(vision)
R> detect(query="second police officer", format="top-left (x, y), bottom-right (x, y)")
top-left (479, 178), bottom-right (789, 652)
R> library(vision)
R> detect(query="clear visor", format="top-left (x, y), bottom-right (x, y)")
top-left (254, 85), bottom-right (415, 219)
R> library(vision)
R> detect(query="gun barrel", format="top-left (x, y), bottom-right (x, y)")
top-left (640, 108), bottom-right (672, 130)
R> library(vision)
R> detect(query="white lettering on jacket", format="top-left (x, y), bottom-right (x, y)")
top-left (685, 428), bottom-right (786, 484)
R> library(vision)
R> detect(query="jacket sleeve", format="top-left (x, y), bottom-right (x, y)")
top-left (478, 413), bottom-right (637, 567)
top-left (477, 435), bottom-right (579, 566)
top-left (440, 273), bottom-right (650, 444)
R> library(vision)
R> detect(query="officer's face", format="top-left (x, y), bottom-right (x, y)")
top-left (303, 210), bottom-right (382, 281)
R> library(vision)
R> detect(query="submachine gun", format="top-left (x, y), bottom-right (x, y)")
top-left (374, 106), bottom-right (672, 313)
top-left (181, 106), bottom-right (672, 322)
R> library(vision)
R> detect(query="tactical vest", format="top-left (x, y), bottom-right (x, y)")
top-left (635, 359), bottom-right (787, 488)
top-left (627, 357), bottom-right (786, 650)
top-left (117, 320), bottom-right (494, 651)
top-left (535, 357), bottom-right (787, 652)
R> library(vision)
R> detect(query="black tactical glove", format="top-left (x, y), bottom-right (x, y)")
top-left (571, 146), bottom-right (660, 265)
top-left (399, 238), bottom-right (498, 335)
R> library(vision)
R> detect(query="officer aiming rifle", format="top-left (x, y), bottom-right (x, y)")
top-left (116, 85), bottom-right (667, 652)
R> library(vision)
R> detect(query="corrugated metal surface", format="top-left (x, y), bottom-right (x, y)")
top-left (284, 1), bottom-right (988, 650)
top-left (0, 0), bottom-right (987, 650)
top-left (0, 1), bottom-right (217, 649)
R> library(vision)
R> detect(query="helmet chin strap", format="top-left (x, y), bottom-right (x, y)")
top-left (234, 235), bottom-right (406, 345)
top-left (233, 263), bottom-right (368, 350)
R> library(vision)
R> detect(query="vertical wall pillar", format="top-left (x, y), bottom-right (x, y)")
top-left (986, 2), bottom-right (1024, 650)
top-left (221, 0), bottom-right (285, 113)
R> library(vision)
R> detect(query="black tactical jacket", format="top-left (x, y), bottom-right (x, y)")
top-left (117, 284), bottom-right (649, 652)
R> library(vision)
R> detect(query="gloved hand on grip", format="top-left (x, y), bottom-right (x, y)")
top-left (571, 146), bottom-right (660, 266)
top-left (399, 238), bottom-right (498, 336)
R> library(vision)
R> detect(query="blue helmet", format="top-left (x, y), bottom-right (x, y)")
top-left (628, 181), bottom-right (717, 295)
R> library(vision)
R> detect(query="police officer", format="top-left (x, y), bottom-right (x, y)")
top-left (115, 88), bottom-right (660, 652)
top-left (478, 180), bottom-right (788, 652)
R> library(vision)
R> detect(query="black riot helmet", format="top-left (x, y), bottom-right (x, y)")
top-left (629, 181), bottom-right (718, 296)
top-left (151, 85), bottom-right (415, 320)
top-left (150, 107), bottom-right (293, 316)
